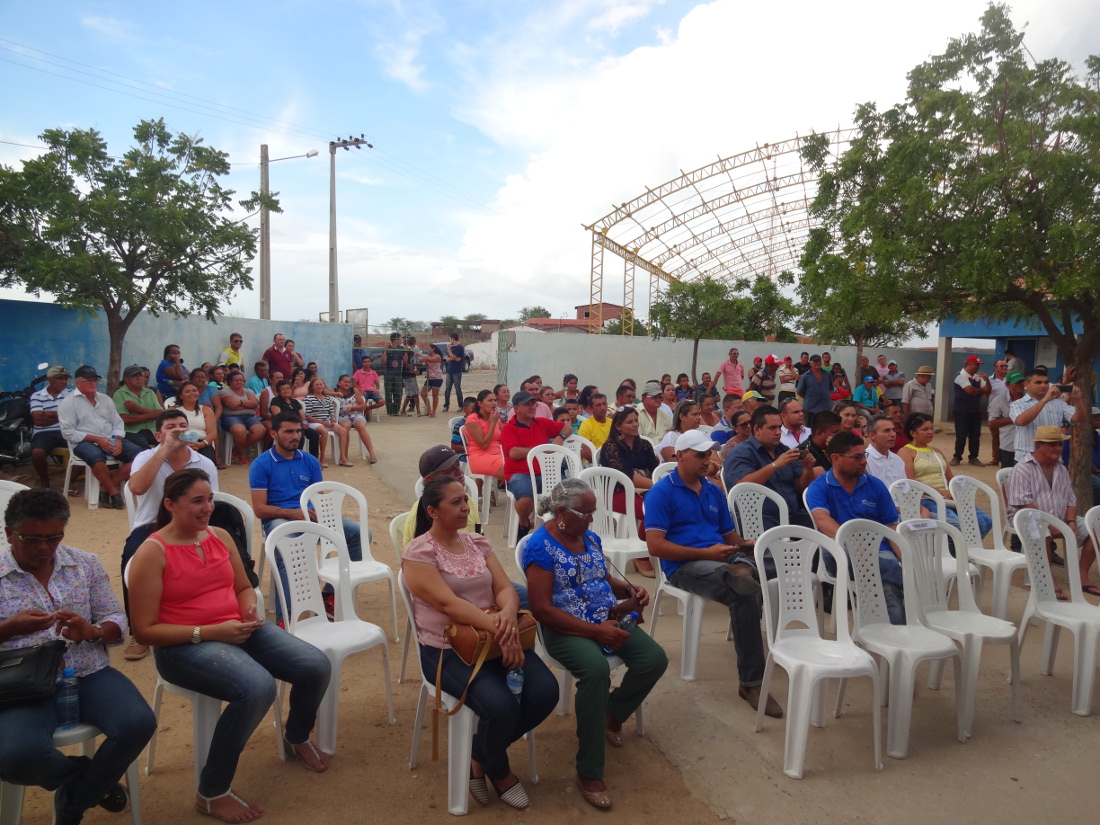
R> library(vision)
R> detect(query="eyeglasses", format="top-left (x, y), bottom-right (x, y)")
top-left (838, 452), bottom-right (868, 461)
top-left (11, 529), bottom-right (65, 545)
top-left (564, 507), bottom-right (595, 521)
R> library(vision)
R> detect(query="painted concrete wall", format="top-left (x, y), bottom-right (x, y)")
top-left (0, 298), bottom-right (355, 391)
top-left (500, 329), bottom-right (952, 395)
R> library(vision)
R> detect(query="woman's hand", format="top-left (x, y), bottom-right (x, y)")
top-left (211, 620), bottom-right (262, 644)
top-left (1, 609), bottom-right (57, 639)
top-left (593, 620), bottom-right (629, 651)
top-left (241, 604), bottom-right (264, 625)
top-left (52, 610), bottom-right (100, 642)
top-left (492, 607), bottom-right (520, 648)
top-left (500, 638), bottom-right (525, 670)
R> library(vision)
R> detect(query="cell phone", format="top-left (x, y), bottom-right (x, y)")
top-left (1057, 384), bottom-right (1072, 393)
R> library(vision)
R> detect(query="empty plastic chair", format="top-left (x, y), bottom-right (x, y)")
top-left (889, 478), bottom-right (980, 599)
top-left (949, 476), bottom-right (1026, 619)
top-left (754, 525), bottom-right (882, 779)
top-left (0, 480), bottom-right (30, 552)
top-left (578, 466), bottom-right (650, 573)
top-left (527, 445), bottom-right (580, 523)
top-left (388, 510), bottom-right (416, 684)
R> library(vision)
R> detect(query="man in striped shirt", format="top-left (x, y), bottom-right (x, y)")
top-left (1007, 425), bottom-right (1097, 598)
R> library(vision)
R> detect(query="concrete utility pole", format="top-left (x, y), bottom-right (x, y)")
top-left (328, 135), bottom-right (372, 323)
top-left (259, 145), bottom-right (318, 320)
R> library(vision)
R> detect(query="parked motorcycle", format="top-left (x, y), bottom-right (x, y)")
top-left (0, 362), bottom-right (49, 468)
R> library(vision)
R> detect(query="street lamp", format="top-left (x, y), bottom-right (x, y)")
top-left (328, 135), bottom-right (372, 323)
top-left (259, 145), bottom-right (318, 320)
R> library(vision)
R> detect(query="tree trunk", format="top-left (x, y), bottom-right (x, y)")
top-left (1069, 333), bottom-right (1098, 516)
top-left (105, 310), bottom-right (138, 394)
top-left (854, 333), bottom-right (865, 376)
top-left (691, 338), bottom-right (700, 385)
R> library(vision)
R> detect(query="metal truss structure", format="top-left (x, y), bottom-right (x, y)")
top-left (583, 128), bottom-right (854, 334)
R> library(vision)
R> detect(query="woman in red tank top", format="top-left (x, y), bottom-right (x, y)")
top-left (129, 468), bottom-right (332, 824)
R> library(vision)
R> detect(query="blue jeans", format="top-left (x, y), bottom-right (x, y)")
top-left (924, 500), bottom-right (992, 538)
top-left (443, 371), bottom-right (463, 409)
top-left (153, 622), bottom-right (331, 797)
top-left (419, 646), bottom-right (558, 782)
top-left (0, 666), bottom-right (156, 820)
top-left (72, 439), bottom-right (141, 467)
top-left (669, 558), bottom-right (767, 685)
top-left (262, 517), bottom-right (364, 623)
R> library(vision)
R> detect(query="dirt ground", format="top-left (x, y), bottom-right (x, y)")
top-left (14, 371), bottom-right (1100, 824)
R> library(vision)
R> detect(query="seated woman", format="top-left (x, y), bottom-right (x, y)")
top-left (657, 400), bottom-right (702, 462)
top-left (899, 412), bottom-right (992, 536)
top-left (334, 374), bottom-right (379, 466)
top-left (129, 469), bottom-right (332, 824)
top-left (833, 400), bottom-right (866, 437)
top-left (598, 406), bottom-right (658, 576)
top-left (269, 379), bottom-right (320, 458)
top-left (465, 390), bottom-right (505, 482)
top-left (402, 477), bottom-right (557, 812)
top-left (218, 372), bottom-right (265, 465)
top-left (303, 377), bottom-right (344, 468)
top-left (521, 479), bottom-right (667, 811)
top-left (289, 368), bottom-right (310, 400)
top-left (0, 489), bottom-right (156, 825)
top-left (699, 394), bottom-right (722, 428)
top-left (175, 380), bottom-right (219, 465)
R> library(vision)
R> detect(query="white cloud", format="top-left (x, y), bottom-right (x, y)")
top-left (376, 30), bottom-right (430, 91)
top-left (79, 16), bottom-right (140, 44)
top-left (587, 2), bottom-right (657, 34)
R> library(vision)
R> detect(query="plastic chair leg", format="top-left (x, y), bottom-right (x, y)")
top-left (146, 681), bottom-right (163, 775)
top-left (387, 577), bottom-right (400, 643)
top-left (782, 669), bottom-right (814, 779)
top-left (409, 685), bottom-right (427, 769)
top-left (885, 658), bottom-right (917, 759)
top-left (191, 694), bottom-right (222, 792)
top-left (1008, 638), bottom-right (1022, 724)
top-left (398, 618), bottom-right (413, 683)
top-left (927, 657), bottom-right (945, 690)
top-left (1040, 623), bottom-right (1061, 675)
top-left (316, 659), bottom-right (343, 755)
top-left (447, 707), bottom-right (476, 815)
top-left (810, 679), bottom-right (828, 727)
top-left (555, 669), bottom-right (572, 716)
top-left (989, 568), bottom-right (1013, 620)
top-left (1071, 629), bottom-right (1099, 716)
top-left (959, 638), bottom-right (984, 740)
top-left (679, 598), bottom-right (705, 681)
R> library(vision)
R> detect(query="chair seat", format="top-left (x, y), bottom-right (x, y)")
top-left (770, 637), bottom-right (878, 673)
top-left (291, 615), bottom-right (389, 656)
top-left (1033, 602), bottom-right (1100, 625)
top-left (318, 558), bottom-right (393, 587)
top-left (925, 611), bottom-right (1017, 642)
top-left (858, 624), bottom-right (961, 657)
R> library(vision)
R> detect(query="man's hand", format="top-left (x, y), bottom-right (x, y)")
top-left (702, 543), bottom-right (735, 562)
top-left (124, 400), bottom-right (143, 413)
top-left (1045, 384), bottom-right (1062, 403)
top-left (774, 447), bottom-right (802, 468)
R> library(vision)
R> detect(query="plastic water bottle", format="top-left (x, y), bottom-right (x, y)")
top-left (179, 430), bottom-right (202, 443)
top-left (56, 667), bottom-right (79, 730)
top-left (601, 612), bottom-right (640, 654)
top-left (505, 668), bottom-right (524, 703)
top-left (106, 436), bottom-right (118, 450)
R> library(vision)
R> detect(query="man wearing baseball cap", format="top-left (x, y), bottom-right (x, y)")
top-left (501, 391), bottom-right (572, 540)
top-left (638, 381), bottom-right (672, 442)
top-left (29, 365), bottom-right (74, 488)
top-left (401, 445), bottom-right (481, 544)
top-left (644, 429), bottom-right (781, 717)
top-left (951, 355), bottom-right (991, 466)
top-left (748, 355), bottom-right (778, 404)
top-left (1007, 425), bottom-right (1098, 599)
top-left (988, 370), bottom-right (1027, 468)
top-left (112, 364), bottom-right (162, 450)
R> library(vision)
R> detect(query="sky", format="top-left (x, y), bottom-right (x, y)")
top-left (1, 0), bottom-right (1097, 335)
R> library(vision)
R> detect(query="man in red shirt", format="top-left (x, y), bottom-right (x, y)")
top-left (262, 333), bottom-right (293, 379)
top-left (501, 390), bottom-right (571, 540)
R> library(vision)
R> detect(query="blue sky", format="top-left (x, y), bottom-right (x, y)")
top-left (2, 0), bottom-right (1097, 333)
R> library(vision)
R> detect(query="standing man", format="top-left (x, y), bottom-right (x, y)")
top-left (951, 356), bottom-right (991, 466)
top-left (986, 358), bottom-right (1010, 465)
top-left (858, 355), bottom-right (878, 384)
top-left (645, 429), bottom-right (782, 717)
top-left (442, 332), bottom-right (465, 413)
top-left (881, 360), bottom-right (905, 408)
top-left (262, 333), bottom-right (293, 380)
top-left (865, 414), bottom-right (906, 487)
top-left (749, 356), bottom-right (778, 404)
top-left (58, 365), bottom-right (142, 510)
top-left (398, 336), bottom-right (421, 416)
top-left (778, 398), bottom-right (811, 451)
top-left (578, 393), bottom-right (612, 447)
top-left (218, 332), bottom-right (244, 368)
top-left (1005, 348), bottom-right (1025, 376)
top-left (501, 391), bottom-right (572, 541)
top-left (383, 332), bottom-right (406, 416)
top-left (352, 334), bottom-right (365, 371)
top-left (795, 354), bottom-right (834, 428)
top-left (29, 366), bottom-right (73, 489)
top-left (1010, 368), bottom-right (1088, 464)
top-left (112, 365), bottom-right (161, 450)
top-left (793, 352), bottom-right (811, 377)
top-left (714, 347), bottom-right (746, 397)
top-left (638, 381), bottom-right (672, 443)
top-left (875, 354), bottom-right (890, 380)
top-left (901, 366), bottom-right (936, 418)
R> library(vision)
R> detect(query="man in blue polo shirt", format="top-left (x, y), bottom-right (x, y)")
top-left (805, 430), bottom-right (905, 624)
top-left (250, 412), bottom-right (363, 622)
top-left (645, 429), bottom-right (781, 718)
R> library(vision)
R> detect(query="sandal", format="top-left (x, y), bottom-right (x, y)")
top-left (1081, 584), bottom-right (1100, 598)
top-left (337, 460), bottom-right (353, 467)
top-left (320, 462), bottom-right (329, 469)
top-left (492, 779), bottom-right (529, 811)
top-left (605, 726), bottom-right (624, 748)
top-left (1055, 587), bottom-right (1070, 602)
top-left (196, 789), bottom-right (263, 823)
top-left (281, 736), bottom-right (330, 772)
top-left (368, 457), bottom-right (378, 465)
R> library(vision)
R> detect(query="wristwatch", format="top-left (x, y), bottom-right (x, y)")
top-left (191, 626), bottom-right (202, 644)
top-left (90, 623), bottom-right (105, 643)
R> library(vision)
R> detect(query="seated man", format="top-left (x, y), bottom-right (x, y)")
top-left (694, 372), bottom-right (719, 403)
top-left (805, 430), bottom-right (905, 624)
top-left (249, 412), bottom-right (364, 623)
top-left (645, 430), bottom-right (782, 718)
top-left (865, 413), bottom-right (906, 487)
top-left (245, 360), bottom-right (270, 396)
top-left (577, 393), bottom-right (612, 447)
top-left (778, 398), bottom-right (811, 451)
top-left (614, 383), bottom-right (636, 409)
top-left (112, 365), bottom-right (161, 450)
top-left (501, 391), bottom-right (571, 541)
top-left (638, 381), bottom-right (673, 443)
top-left (852, 375), bottom-right (881, 418)
top-left (58, 365), bottom-right (142, 510)
top-left (1007, 425), bottom-right (1098, 599)
top-left (799, 409), bottom-right (841, 478)
top-left (710, 394), bottom-right (743, 446)
top-left (29, 365), bottom-right (73, 489)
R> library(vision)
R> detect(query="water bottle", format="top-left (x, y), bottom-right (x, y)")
top-left (601, 612), bottom-right (639, 654)
top-left (179, 430), bottom-right (202, 443)
top-left (106, 436), bottom-right (118, 450)
top-left (505, 668), bottom-right (524, 703)
top-left (56, 667), bottom-right (79, 730)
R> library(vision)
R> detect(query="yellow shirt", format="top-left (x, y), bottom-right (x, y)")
top-left (578, 415), bottom-right (612, 448)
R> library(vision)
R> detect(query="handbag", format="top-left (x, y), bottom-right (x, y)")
top-left (0, 640), bottom-right (68, 709)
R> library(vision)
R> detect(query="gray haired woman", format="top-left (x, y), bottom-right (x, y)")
top-left (519, 478), bottom-right (667, 811)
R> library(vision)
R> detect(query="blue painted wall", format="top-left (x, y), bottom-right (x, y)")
top-left (938, 315), bottom-right (1100, 379)
top-left (0, 298), bottom-right (356, 391)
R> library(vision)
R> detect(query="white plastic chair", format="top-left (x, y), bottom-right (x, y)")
top-left (562, 433), bottom-right (597, 467)
top-left (648, 547), bottom-right (712, 682)
top-left (0, 723), bottom-right (144, 825)
top-left (62, 445), bottom-right (120, 510)
top-left (389, 511), bottom-right (416, 684)
top-left (949, 476), bottom-right (1027, 620)
top-left (754, 525), bottom-right (882, 779)
top-left (0, 480), bottom-right (30, 552)
top-left (651, 462), bottom-right (677, 484)
top-left (399, 571), bottom-right (538, 816)
top-left (514, 537), bottom-right (643, 733)
top-left (326, 425), bottom-right (368, 464)
top-left (1015, 509), bottom-right (1100, 716)
top-left (996, 466), bottom-right (1016, 542)
top-left (120, 481), bottom-right (137, 530)
top-left (896, 519), bottom-right (1022, 738)
top-left (835, 519), bottom-right (964, 758)
top-left (300, 481), bottom-right (398, 642)
top-left (526, 445), bottom-right (580, 524)
top-left (889, 478), bottom-right (980, 600)
top-left (458, 426), bottom-right (495, 525)
top-left (266, 521), bottom-right (395, 755)
top-left (578, 466), bottom-right (650, 573)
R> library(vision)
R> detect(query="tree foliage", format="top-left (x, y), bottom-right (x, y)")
top-left (517, 305), bottom-right (551, 322)
top-left (0, 118), bottom-right (272, 390)
top-left (800, 3), bottom-right (1100, 502)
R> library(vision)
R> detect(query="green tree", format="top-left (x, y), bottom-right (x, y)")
top-left (517, 305), bottom-right (551, 322)
top-left (801, 3), bottom-right (1100, 503)
top-left (438, 314), bottom-right (461, 329)
top-left (605, 311), bottom-right (649, 336)
top-left (0, 118), bottom-right (273, 390)
top-left (386, 317), bottom-right (412, 333)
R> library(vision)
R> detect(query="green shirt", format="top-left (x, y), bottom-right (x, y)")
top-left (112, 386), bottom-right (160, 435)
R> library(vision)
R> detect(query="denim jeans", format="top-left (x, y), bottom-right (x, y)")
top-left (669, 558), bottom-right (767, 685)
top-left (0, 666), bottom-right (156, 820)
top-left (262, 517), bottom-right (364, 623)
top-left (923, 500), bottom-right (992, 538)
top-left (153, 622), bottom-right (331, 797)
top-left (419, 646), bottom-right (558, 782)
top-left (443, 371), bottom-right (463, 409)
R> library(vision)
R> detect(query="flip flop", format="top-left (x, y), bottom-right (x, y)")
top-left (1081, 584), bottom-right (1100, 598)
top-left (1055, 588), bottom-right (1070, 602)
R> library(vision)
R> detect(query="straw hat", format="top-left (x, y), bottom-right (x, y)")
top-left (1033, 425), bottom-right (1069, 443)
top-left (915, 366), bottom-right (934, 376)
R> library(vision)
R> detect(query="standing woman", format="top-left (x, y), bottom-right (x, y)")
top-left (175, 380), bottom-right (219, 465)
top-left (657, 400), bottom-right (702, 462)
top-left (303, 377), bottom-right (342, 469)
top-left (334, 374), bottom-right (379, 465)
top-left (598, 406), bottom-right (659, 575)
top-left (402, 478), bottom-right (558, 811)
top-left (521, 479), bottom-right (667, 811)
top-left (130, 469), bottom-right (331, 824)
top-left (420, 344), bottom-right (444, 418)
top-left (465, 389), bottom-right (505, 482)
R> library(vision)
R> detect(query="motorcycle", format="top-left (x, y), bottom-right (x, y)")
top-left (0, 362), bottom-right (49, 469)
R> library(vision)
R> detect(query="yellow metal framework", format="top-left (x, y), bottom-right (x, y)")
top-left (583, 129), bottom-right (854, 333)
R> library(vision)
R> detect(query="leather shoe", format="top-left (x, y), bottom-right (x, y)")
top-left (949, 457), bottom-right (961, 466)
top-left (968, 458), bottom-right (984, 467)
top-left (719, 562), bottom-right (761, 595)
top-left (99, 783), bottom-right (129, 813)
top-left (739, 684), bottom-right (783, 718)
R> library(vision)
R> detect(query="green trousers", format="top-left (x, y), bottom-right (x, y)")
top-left (541, 624), bottom-right (667, 780)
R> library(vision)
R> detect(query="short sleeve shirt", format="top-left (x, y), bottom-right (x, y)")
top-left (644, 469), bottom-right (734, 578)
top-left (30, 386), bottom-right (73, 434)
top-left (402, 531), bottom-right (495, 649)
top-left (1009, 395), bottom-right (1074, 462)
top-left (722, 435), bottom-right (805, 523)
top-left (249, 447), bottom-right (323, 510)
top-left (446, 344), bottom-right (465, 374)
top-left (521, 526), bottom-right (615, 625)
top-left (500, 417), bottom-right (563, 480)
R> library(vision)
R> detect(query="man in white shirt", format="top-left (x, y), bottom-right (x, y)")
top-left (865, 414), bottom-right (906, 487)
top-left (988, 370), bottom-right (1025, 468)
top-left (985, 358), bottom-right (1010, 464)
top-left (779, 398), bottom-right (811, 451)
top-left (1009, 369), bottom-right (1088, 463)
top-left (637, 380), bottom-right (672, 443)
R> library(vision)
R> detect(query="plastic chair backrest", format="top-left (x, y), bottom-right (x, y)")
top-left (120, 482), bottom-right (137, 530)
top-left (527, 444), bottom-right (580, 492)
top-left (1014, 509), bottom-right (1082, 603)
top-left (949, 475), bottom-right (1005, 551)
top-left (727, 482), bottom-right (789, 540)
top-left (889, 478), bottom-right (946, 521)
top-left (995, 466), bottom-right (1013, 505)
top-left (757, 525), bottom-right (849, 645)
top-left (1086, 506), bottom-right (1100, 564)
top-left (413, 475), bottom-right (479, 503)
top-left (389, 511), bottom-right (410, 567)
top-left (300, 480), bottom-right (374, 564)
top-left (896, 519), bottom-right (978, 618)
top-left (212, 491), bottom-right (256, 563)
top-left (652, 462), bottom-right (677, 484)
top-left (0, 480), bottom-right (29, 551)
top-left (563, 434), bottom-right (596, 466)
top-left (397, 570), bottom-right (422, 665)
top-left (457, 427), bottom-right (474, 477)
top-left (578, 466), bottom-right (635, 539)
top-left (265, 521), bottom-right (343, 626)
top-left (836, 519), bottom-right (913, 630)
top-left (514, 535), bottom-right (531, 585)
